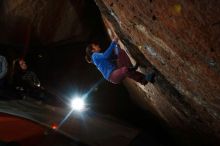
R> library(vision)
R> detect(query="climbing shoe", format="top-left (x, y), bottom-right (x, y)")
top-left (145, 70), bottom-right (156, 83)
top-left (128, 62), bottom-right (139, 72)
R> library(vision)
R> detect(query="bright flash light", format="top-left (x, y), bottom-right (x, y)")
top-left (71, 98), bottom-right (85, 111)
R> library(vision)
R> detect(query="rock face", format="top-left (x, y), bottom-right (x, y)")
top-left (0, 0), bottom-right (93, 45)
top-left (95, 0), bottom-right (220, 145)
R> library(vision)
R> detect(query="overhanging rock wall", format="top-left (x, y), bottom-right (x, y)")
top-left (0, 0), bottom-right (90, 45)
top-left (95, 0), bottom-right (220, 144)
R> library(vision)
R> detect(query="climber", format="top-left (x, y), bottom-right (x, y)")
top-left (85, 37), bottom-right (155, 85)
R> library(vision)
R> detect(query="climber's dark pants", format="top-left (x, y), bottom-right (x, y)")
top-left (109, 49), bottom-right (145, 84)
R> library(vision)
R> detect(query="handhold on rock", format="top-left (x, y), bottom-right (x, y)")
top-left (174, 4), bottom-right (182, 14)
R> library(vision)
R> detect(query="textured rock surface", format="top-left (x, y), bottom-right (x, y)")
top-left (95, 0), bottom-right (220, 145)
top-left (0, 0), bottom-right (90, 45)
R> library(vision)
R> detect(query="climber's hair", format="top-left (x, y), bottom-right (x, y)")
top-left (85, 44), bottom-right (93, 64)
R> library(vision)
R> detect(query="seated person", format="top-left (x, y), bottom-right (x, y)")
top-left (0, 55), bottom-right (8, 87)
top-left (12, 58), bottom-right (43, 99)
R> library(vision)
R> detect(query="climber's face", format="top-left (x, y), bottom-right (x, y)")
top-left (91, 43), bottom-right (101, 53)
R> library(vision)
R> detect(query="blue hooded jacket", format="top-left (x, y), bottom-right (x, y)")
top-left (92, 41), bottom-right (119, 80)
